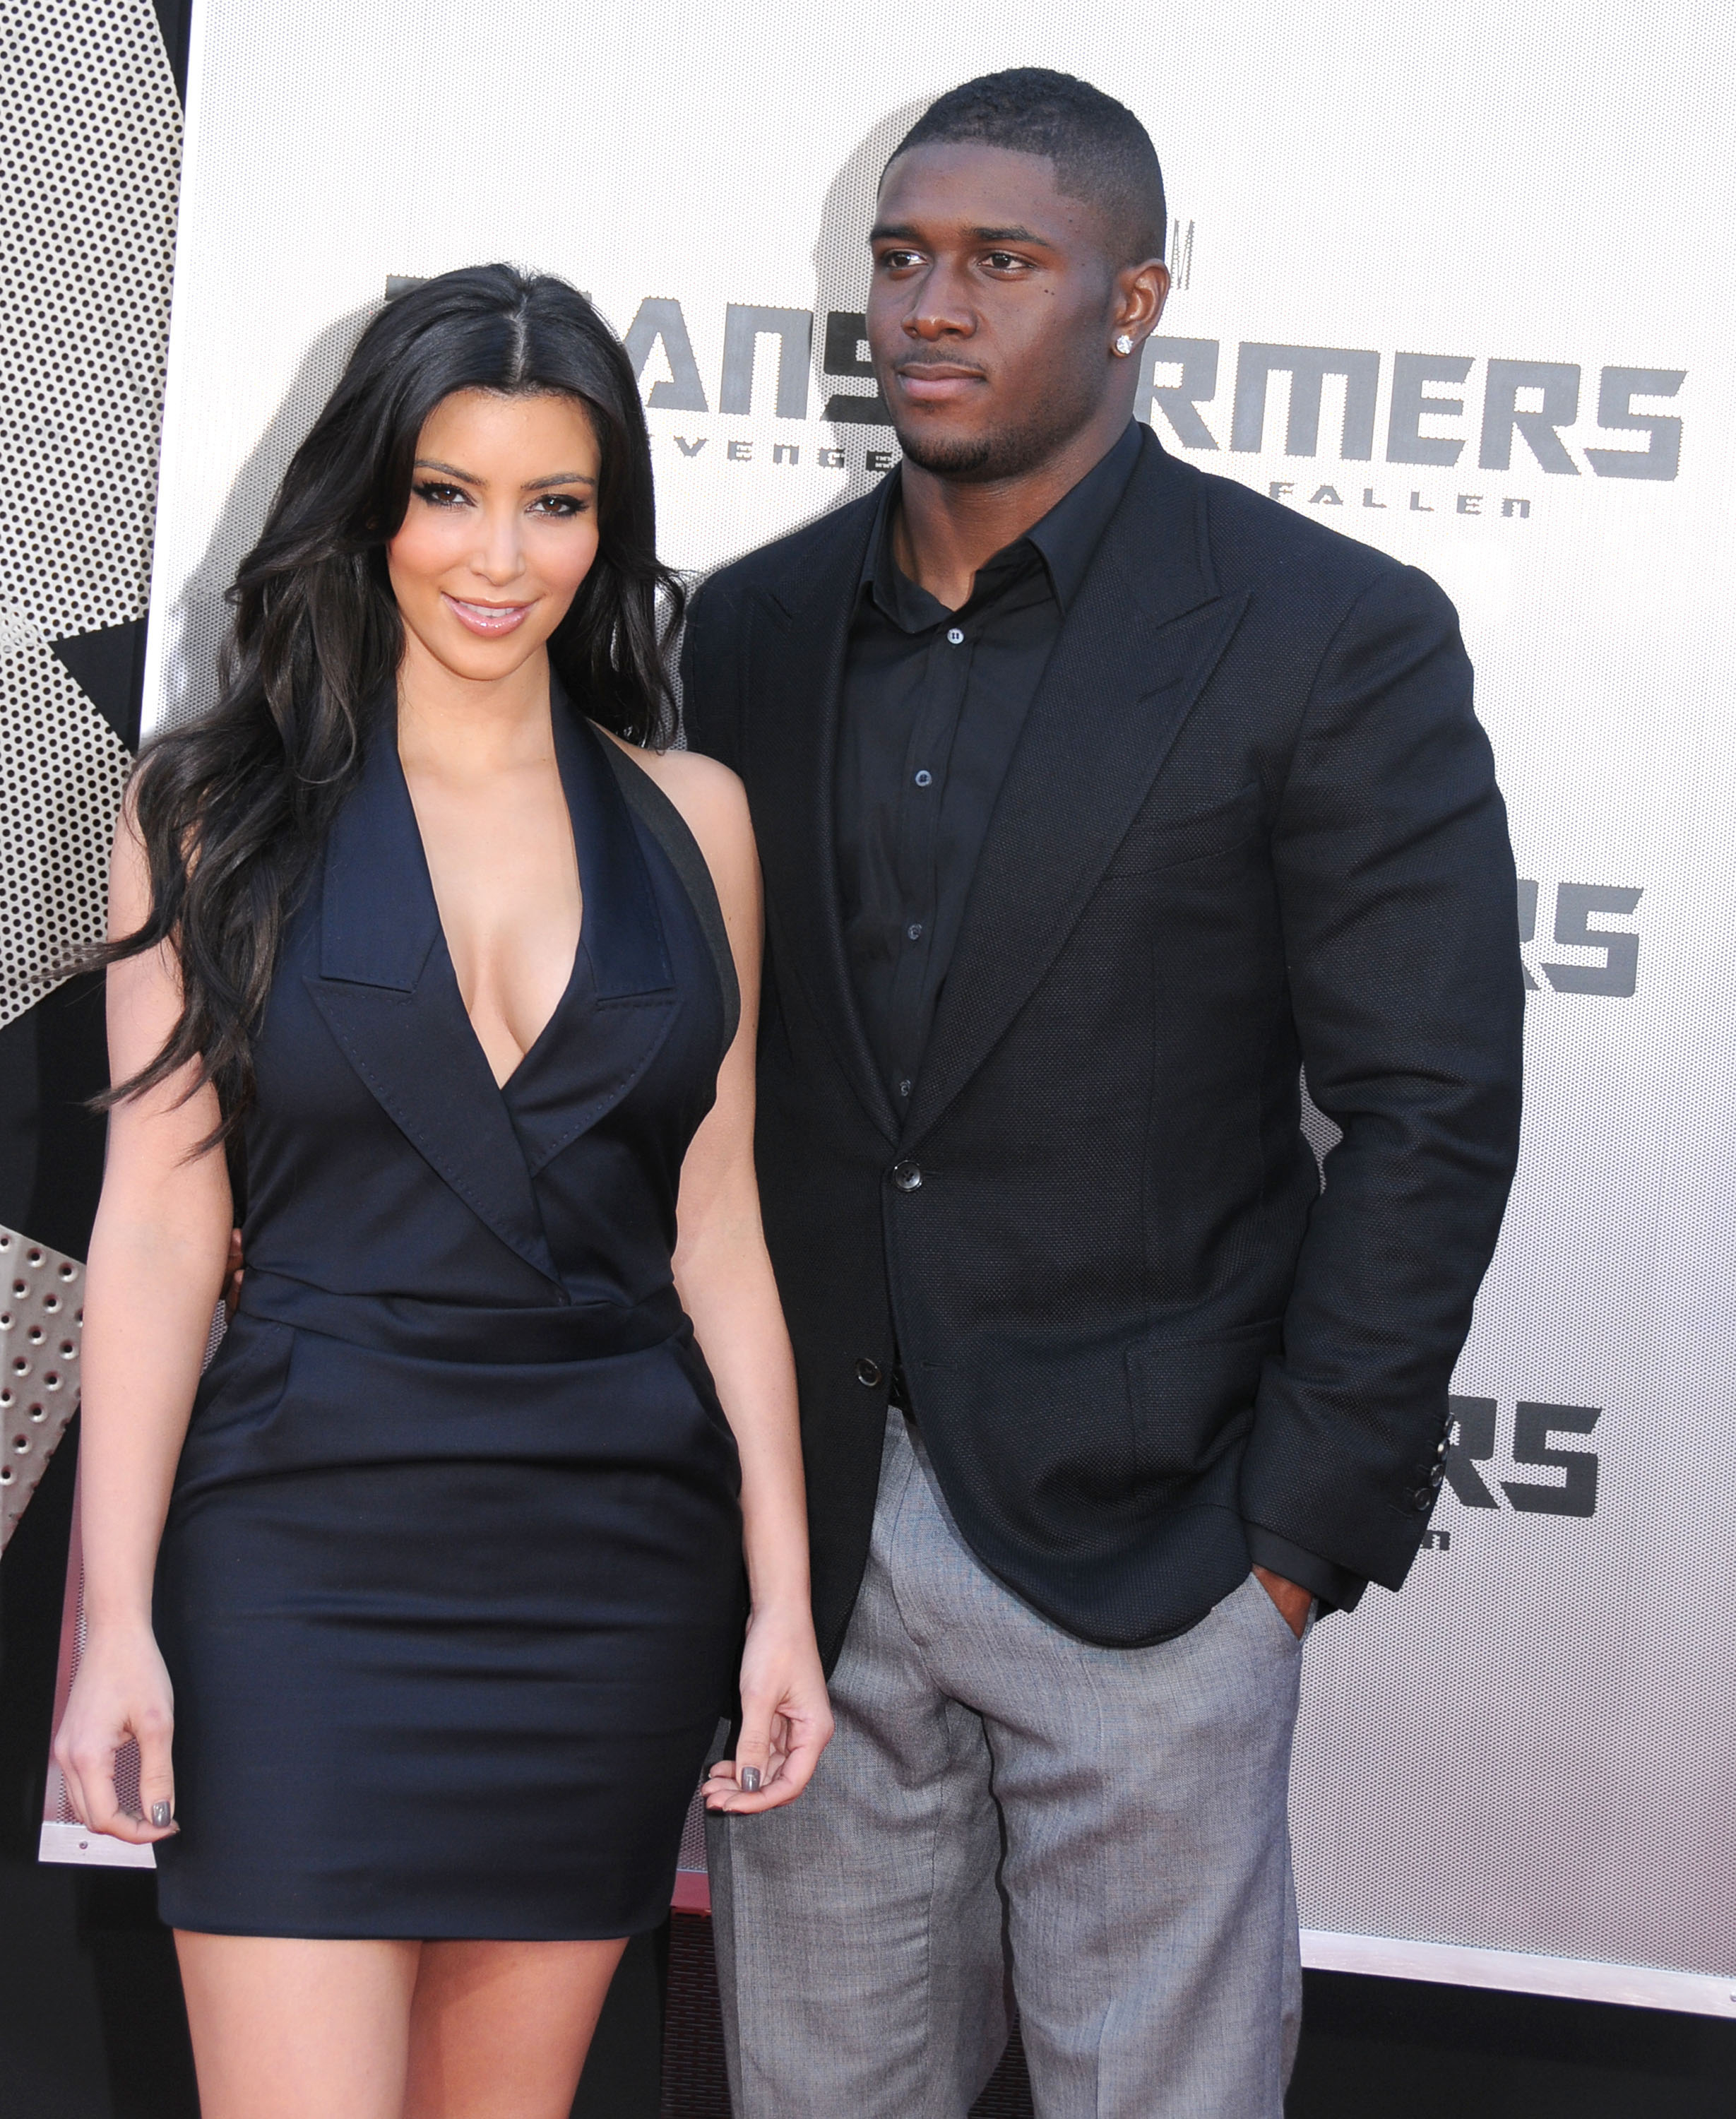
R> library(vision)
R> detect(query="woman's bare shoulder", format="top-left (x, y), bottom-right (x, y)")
top-left (595, 729), bottom-right (751, 857)
top-left (594, 729), bottom-right (760, 961)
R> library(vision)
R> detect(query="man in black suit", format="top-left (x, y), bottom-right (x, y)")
top-left (686, 69), bottom-right (1523, 2119)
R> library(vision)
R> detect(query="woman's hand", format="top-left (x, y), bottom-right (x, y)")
top-left (54, 1627), bottom-right (180, 1845)
top-left (703, 1602), bottom-right (832, 1815)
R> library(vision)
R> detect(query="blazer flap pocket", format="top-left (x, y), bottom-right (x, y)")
top-left (1126, 1316), bottom-right (1282, 1481)
top-left (1105, 780), bottom-right (1264, 877)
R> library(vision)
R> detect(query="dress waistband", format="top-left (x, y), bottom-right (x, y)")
top-left (237, 1272), bottom-right (686, 1364)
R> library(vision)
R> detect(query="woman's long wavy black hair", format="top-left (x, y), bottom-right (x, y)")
top-left (97, 263), bottom-right (683, 1145)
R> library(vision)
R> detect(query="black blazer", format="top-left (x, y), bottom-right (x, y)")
top-left (683, 430), bottom-right (1524, 1663)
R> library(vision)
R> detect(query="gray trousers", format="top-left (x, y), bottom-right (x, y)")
top-left (708, 1411), bottom-right (1307, 2118)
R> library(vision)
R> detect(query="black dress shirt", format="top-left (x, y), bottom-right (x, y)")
top-left (832, 419), bottom-right (1362, 1615)
top-left (836, 422), bottom-right (1142, 1110)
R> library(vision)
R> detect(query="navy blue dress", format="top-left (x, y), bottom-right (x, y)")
top-left (152, 691), bottom-right (746, 1939)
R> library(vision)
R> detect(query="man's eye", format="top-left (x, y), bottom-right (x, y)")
top-left (881, 250), bottom-right (922, 270)
top-left (984, 252), bottom-right (1023, 271)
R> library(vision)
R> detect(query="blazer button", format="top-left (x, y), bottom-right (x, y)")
top-left (1413, 1486), bottom-right (1436, 1511)
top-left (855, 1358), bottom-right (883, 1388)
top-left (891, 1161), bottom-right (922, 1192)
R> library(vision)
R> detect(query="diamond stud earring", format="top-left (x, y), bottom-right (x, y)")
top-left (1113, 333), bottom-right (1134, 357)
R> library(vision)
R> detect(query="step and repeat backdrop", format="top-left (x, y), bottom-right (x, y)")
top-left (27, 0), bottom-right (1736, 2016)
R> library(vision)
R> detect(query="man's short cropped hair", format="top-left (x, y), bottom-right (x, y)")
top-left (888, 69), bottom-right (1167, 266)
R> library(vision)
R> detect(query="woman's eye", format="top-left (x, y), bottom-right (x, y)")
top-left (530, 494), bottom-right (588, 518)
top-left (412, 481), bottom-right (468, 508)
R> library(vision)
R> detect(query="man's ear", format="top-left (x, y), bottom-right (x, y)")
top-left (1117, 260), bottom-right (1171, 348)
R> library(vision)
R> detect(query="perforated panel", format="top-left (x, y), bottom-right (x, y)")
top-left (0, 0), bottom-right (180, 639)
top-left (0, 0), bottom-right (181, 1028)
top-left (0, 1225), bottom-right (84, 1552)
top-left (0, 643), bottom-right (131, 1026)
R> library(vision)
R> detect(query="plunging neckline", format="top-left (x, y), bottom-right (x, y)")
top-left (396, 714), bottom-right (588, 1098)
top-left (463, 927), bottom-right (583, 1098)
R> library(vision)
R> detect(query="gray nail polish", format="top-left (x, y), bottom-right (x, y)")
top-left (150, 1801), bottom-right (172, 1829)
top-left (739, 1767), bottom-right (761, 1794)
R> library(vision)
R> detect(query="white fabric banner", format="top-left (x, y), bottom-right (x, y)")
top-left (130, 0), bottom-right (1736, 2011)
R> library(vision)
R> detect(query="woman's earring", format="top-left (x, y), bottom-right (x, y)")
top-left (1113, 333), bottom-right (1135, 357)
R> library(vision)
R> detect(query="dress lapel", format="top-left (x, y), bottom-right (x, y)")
top-left (506, 703), bottom-right (677, 1175)
top-left (903, 436), bottom-right (1249, 1148)
top-left (304, 700), bottom-right (564, 1287)
top-left (744, 493), bottom-right (900, 1144)
top-left (554, 696), bottom-right (674, 999)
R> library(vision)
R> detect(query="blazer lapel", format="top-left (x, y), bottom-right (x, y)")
top-left (304, 715), bottom-right (564, 1288)
top-left (747, 493), bottom-right (900, 1143)
top-left (904, 437), bottom-right (1249, 1147)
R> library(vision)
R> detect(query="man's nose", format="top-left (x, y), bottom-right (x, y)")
top-left (904, 262), bottom-right (974, 340)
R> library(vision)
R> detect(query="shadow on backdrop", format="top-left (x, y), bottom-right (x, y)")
top-left (150, 300), bottom-right (380, 737)
top-left (801, 95), bottom-right (927, 516)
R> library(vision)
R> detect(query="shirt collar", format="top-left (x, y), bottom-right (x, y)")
top-left (1023, 417), bottom-right (1143, 610)
top-left (858, 417), bottom-right (1143, 621)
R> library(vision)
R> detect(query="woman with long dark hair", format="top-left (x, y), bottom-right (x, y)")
top-left (53, 265), bottom-right (829, 2118)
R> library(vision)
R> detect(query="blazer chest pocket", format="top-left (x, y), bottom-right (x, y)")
top-left (1126, 1316), bottom-right (1282, 1483)
top-left (1103, 780), bottom-right (1264, 877)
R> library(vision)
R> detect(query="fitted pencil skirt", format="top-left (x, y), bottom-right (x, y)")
top-left (151, 1302), bottom-right (746, 1940)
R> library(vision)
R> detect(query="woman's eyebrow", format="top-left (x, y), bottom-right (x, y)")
top-left (412, 458), bottom-right (595, 492)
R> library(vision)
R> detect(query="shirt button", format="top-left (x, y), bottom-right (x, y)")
top-left (855, 1358), bottom-right (883, 1389)
top-left (898, 1079), bottom-right (912, 1098)
top-left (946, 627), bottom-right (965, 646)
top-left (906, 922), bottom-right (923, 941)
top-left (913, 769), bottom-right (932, 787)
top-left (891, 1161), bottom-right (922, 1192)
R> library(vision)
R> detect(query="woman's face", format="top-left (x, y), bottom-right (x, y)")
top-left (386, 388), bottom-right (602, 685)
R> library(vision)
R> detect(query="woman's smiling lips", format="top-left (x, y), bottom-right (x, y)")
top-left (442, 592), bottom-right (534, 636)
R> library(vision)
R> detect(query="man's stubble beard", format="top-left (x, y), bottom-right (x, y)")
top-left (894, 427), bottom-right (997, 478)
top-left (891, 376), bottom-right (1103, 485)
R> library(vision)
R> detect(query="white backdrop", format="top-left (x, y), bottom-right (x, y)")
top-left (132, 0), bottom-right (1736, 2014)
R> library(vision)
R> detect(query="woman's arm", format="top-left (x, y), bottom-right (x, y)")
top-left (53, 802), bottom-right (234, 1844)
top-left (626, 739), bottom-right (831, 1813)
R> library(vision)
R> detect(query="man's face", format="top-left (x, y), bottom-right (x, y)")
top-left (867, 143), bottom-right (1129, 482)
